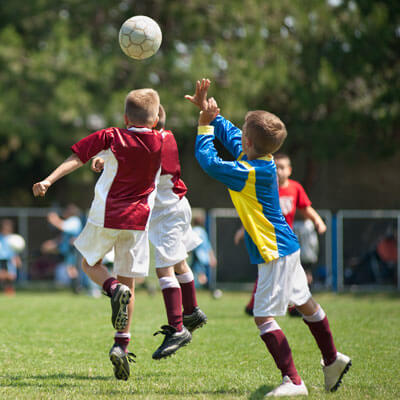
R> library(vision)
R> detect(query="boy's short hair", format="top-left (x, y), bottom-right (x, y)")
top-left (124, 89), bottom-right (160, 126)
top-left (156, 104), bottom-right (166, 130)
top-left (274, 152), bottom-right (291, 165)
top-left (244, 111), bottom-right (287, 155)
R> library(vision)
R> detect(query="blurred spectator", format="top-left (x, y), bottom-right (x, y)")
top-left (41, 204), bottom-right (83, 293)
top-left (345, 230), bottom-right (397, 285)
top-left (0, 219), bottom-right (22, 296)
top-left (190, 211), bottom-right (221, 297)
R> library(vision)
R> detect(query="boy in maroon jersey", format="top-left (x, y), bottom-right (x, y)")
top-left (240, 153), bottom-right (327, 316)
top-left (92, 105), bottom-right (207, 360)
top-left (33, 88), bottom-right (162, 381)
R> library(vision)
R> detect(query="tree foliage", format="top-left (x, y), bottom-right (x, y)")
top-left (0, 0), bottom-right (399, 204)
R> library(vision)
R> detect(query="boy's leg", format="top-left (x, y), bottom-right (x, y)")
top-left (297, 297), bottom-right (351, 392)
top-left (152, 265), bottom-right (191, 360)
top-left (175, 260), bottom-right (207, 332)
top-left (245, 278), bottom-right (258, 316)
top-left (82, 258), bottom-right (131, 330)
top-left (109, 275), bottom-right (136, 381)
top-left (157, 266), bottom-right (183, 331)
top-left (256, 316), bottom-right (302, 385)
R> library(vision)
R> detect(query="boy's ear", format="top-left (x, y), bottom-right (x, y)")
top-left (152, 115), bottom-right (159, 128)
top-left (124, 114), bottom-right (129, 126)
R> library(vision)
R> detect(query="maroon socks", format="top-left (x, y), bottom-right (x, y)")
top-left (102, 277), bottom-right (119, 297)
top-left (259, 320), bottom-right (301, 385)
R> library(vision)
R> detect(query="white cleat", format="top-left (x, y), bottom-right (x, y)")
top-left (321, 352), bottom-right (351, 392)
top-left (265, 376), bottom-right (308, 397)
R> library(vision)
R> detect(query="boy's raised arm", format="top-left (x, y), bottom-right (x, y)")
top-left (32, 153), bottom-right (83, 197)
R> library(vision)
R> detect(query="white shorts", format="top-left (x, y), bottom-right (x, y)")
top-left (74, 222), bottom-right (149, 278)
top-left (253, 250), bottom-right (311, 317)
top-left (149, 197), bottom-right (202, 268)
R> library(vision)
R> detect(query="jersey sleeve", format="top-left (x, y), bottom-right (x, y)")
top-left (195, 126), bottom-right (249, 192)
top-left (71, 129), bottom-right (113, 163)
top-left (296, 182), bottom-right (312, 209)
top-left (210, 115), bottom-right (243, 159)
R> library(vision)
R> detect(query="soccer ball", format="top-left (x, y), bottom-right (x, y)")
top-left (7, 234), bottom-right (25, 253)
top-left (119, 16), bottom-right (162, 60)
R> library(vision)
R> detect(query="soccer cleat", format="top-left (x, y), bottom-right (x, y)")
top-left (109, 344), bottom-right (136, 381)
top-left (152, 325), bottom-right (192, 360)
top-left (183, 307), bottom-right (208, 332)
top-left (321, 352), bottom-right (351, 392)
top-left (265, 376), bottom-right (308, 397)
top-left (111, 284), bottom-right (131, 330)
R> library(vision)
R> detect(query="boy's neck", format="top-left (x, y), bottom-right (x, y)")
top-left (279, 179), bottom-right (289, 188)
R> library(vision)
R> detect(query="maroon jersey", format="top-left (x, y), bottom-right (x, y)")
top-left (154, 129), bottom-right (187, 208)
top-left (71, 126), bottom-right (162, 230)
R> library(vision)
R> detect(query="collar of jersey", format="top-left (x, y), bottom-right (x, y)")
top-left (127, 125), bottom-right (152, 132)
top-left (256, 154), bottom-right (273, 161)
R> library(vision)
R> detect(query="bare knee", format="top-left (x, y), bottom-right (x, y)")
top-left (173, 260), bottom-right (189, 275)
top-left (296, 297), bottom-right (319, 316)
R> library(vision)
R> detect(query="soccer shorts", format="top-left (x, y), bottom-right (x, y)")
top-left (74, 222), bottom-right (149, 278)
top-left (253, 249), bottom-right (311, 317)
top-left (149, 197), bottom-right (202, 268)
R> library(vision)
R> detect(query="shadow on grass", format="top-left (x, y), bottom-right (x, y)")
top-left (249, 384), bottom-right (273, 399)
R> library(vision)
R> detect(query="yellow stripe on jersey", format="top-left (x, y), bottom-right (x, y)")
top-left (228, 161), bottom-right (279, 263)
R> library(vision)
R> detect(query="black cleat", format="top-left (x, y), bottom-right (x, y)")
top-left (111, 284), bottom-right (131, 330)
top-left (152, 325), bottom-right (191, 360)
top-left (109, 344), bottom-right (136, 381)
top-left (183, 307), bottom-right (208, 332)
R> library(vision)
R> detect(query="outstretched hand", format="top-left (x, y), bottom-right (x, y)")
top-left (198, 97), bottom-right (220, 126)
top-left (184, 78), bottom-right (211, 110)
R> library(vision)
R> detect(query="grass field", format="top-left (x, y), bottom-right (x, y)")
top-left (0, 290), bottom-right (399, 399)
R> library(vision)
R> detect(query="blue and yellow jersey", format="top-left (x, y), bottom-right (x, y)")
top-left (195, 114), bottom-right (299, 265)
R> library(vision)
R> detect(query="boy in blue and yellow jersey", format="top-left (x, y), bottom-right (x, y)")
top-left (185, 79), bottom-right (351, 397)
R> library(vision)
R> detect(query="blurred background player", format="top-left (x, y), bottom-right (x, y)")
top-left (41, 204), bottom-right (83, 293)
top-left (92, 104), bottom-right (207, 360)
top-left (33, 88), bottom-right (163, 381)
top-left (0, 219), bottom-right (22, 296)
top-left (238, 153), bottom-right (327, 316)
top-left (190, 210), bottom-right (220, 298)
top-left (186, 78), bottom-right (351, 396)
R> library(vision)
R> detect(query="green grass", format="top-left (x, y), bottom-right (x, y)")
top-left (0, 290), bottom-right (399, 399)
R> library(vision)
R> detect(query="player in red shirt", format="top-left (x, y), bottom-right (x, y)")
top-left (240, 153), bottom-right (327, 316)
top-left (91, 105), bottom-right (207, 360)
top-left (33, 88), bottom-right (162, 381)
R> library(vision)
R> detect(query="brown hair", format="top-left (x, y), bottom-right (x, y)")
top-left (155, 104), bottom-right (166, 130)
top-left (243, 111), bottom-right (287, 155)
top-left (274, 152), bottom-right (291, 164)
top-left (124, 89), bottom-right (160, 126)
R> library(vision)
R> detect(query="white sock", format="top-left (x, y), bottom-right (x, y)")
top-left (258, 320), bottom-right (281, 336)
top-left (302, 306), bottom-right (326, 323)
top-left (176, 271), bottom-right (194, 284)
top-left (159, 276), bottom-right (180, 290)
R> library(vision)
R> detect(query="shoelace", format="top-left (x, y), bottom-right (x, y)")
top-left (153, 325), bottom-right (175, 337)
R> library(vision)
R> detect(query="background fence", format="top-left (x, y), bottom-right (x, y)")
top-left (1, 207), bottom-right (399, 291)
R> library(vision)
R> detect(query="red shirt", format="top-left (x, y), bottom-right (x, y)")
top-left (279, 179), bottom-right (311, 228)
top-left (71, 126), bottom-right (162, 230)
top-left (159, 129), bottom-right (187, 197)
